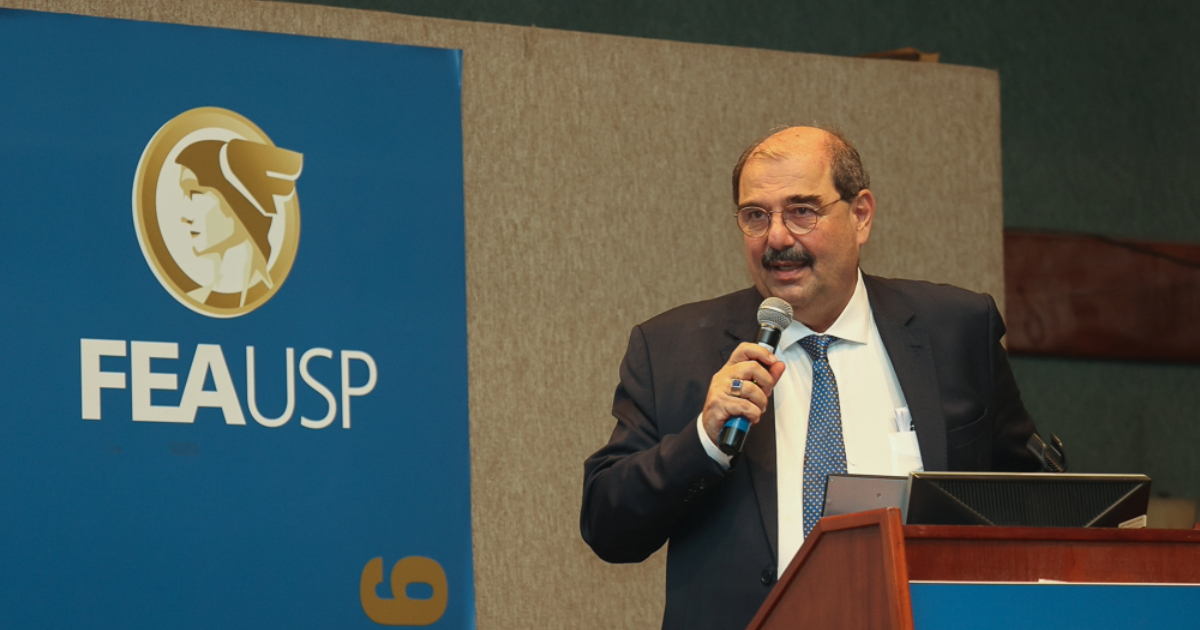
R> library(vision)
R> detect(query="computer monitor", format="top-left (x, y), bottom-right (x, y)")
top-left (823, 474), bottom-right (908, 519)
top-left (904, 472), bottom-right (1151, 528)
top-left (822, 472), bottom-right (1152, 528)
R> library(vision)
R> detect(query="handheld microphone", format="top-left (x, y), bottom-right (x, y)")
top-left (717, 297), bottom-right (793, 455)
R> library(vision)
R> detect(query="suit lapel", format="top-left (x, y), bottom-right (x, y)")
top-left (717, 277), bottom-right (952, 563)
top-left (722, 311), bottom-right (779, 563)
top-left (865, 276), bottom-right (949, 471)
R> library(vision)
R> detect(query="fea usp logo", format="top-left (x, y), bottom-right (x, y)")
top-left (133, 107), bottom-right (303, 318)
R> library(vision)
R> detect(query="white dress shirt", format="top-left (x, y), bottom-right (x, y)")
top-left (698, 270), bottom-right (923, 571)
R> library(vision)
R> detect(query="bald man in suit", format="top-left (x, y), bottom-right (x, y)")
top-left (581, 127), bottom-right (1039, 630)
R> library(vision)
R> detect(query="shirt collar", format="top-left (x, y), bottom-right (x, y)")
top-left (778, 269), bottom-right (871, 352)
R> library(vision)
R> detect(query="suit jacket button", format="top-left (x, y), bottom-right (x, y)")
top-left (696, 480), bottom-right (707, 490)
top-left (761, 569), bottom-right (775, 585)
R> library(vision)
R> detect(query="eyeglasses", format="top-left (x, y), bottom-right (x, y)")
top-left (733, 198), bottom-right (846, 238)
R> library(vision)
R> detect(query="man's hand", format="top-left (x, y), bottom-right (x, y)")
top-left (701, 343), bottom-right (786, 444)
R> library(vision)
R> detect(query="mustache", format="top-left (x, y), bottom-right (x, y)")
top-left (761, 246), bottom-right (814, 268)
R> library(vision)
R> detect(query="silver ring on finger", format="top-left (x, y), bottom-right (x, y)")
top-left (730, 378), bottom-right (744, 398)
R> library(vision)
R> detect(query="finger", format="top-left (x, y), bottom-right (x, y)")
top-left (728, 362), bottom-right (776, 396)
top-left (728, 342), bottom-right (779, 368)
top-left (727, 378), bottom-right (768, 412)
top-left (768, 360), bottom-right (786, 382)
top-left (713, 397), bottom-right (764, 425)
top-left (702, 396), bottom-right (764, 442)
top-left (706, 381), bottom-right (767, 417)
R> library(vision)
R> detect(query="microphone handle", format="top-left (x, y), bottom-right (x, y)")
top-left (717, 326), bottom-right (782, 455)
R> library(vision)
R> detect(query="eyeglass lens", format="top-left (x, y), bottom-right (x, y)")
top-left (737, 206), bottom-right (819, 236)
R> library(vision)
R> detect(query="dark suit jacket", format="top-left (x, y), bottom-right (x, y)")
top-left (581, 275), bottom-right (1040, 630)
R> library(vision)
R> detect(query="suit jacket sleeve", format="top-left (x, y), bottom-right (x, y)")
top-left (580, 323), bottom-right (729, 563)
top-left (985, 293), bottom-right (1042, 472)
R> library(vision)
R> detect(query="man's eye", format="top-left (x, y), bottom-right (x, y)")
top-left (785, 205), bottom-right (816, 217)
top-left (743, 209), bottom-right (768, 221)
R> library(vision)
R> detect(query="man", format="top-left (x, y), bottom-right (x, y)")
top-left (580, 127), bottom-right (1040, 630)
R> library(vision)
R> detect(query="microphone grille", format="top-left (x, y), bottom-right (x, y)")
top-left (757, 297), bottom-right (793, 331)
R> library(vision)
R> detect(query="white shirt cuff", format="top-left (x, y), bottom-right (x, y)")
top-left (697, 414), bottom-right (733, 470)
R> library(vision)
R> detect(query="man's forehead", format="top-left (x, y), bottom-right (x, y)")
top-left (738, 158), bottom-right (832, 205)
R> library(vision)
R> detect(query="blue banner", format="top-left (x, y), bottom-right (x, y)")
top-left (0, 9), bottom-right (472, 629)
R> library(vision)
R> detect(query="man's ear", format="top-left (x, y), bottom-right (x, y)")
top-left (851, 189), bottom-right (875, 245)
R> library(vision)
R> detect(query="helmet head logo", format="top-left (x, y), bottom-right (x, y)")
top-left (133, 107), bottom-right (303, 318)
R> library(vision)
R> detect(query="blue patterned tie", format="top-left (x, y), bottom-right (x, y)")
top-left (800, 334), bottom-right (846, 538)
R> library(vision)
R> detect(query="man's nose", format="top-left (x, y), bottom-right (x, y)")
top-left (765, 212), bottom-right (796, 250)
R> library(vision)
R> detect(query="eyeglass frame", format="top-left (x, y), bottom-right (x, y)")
top-left (732, 196), bottom-right (849, 238)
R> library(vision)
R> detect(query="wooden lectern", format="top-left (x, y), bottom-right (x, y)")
top-left (745, 508), bottom-right (1200, 630)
